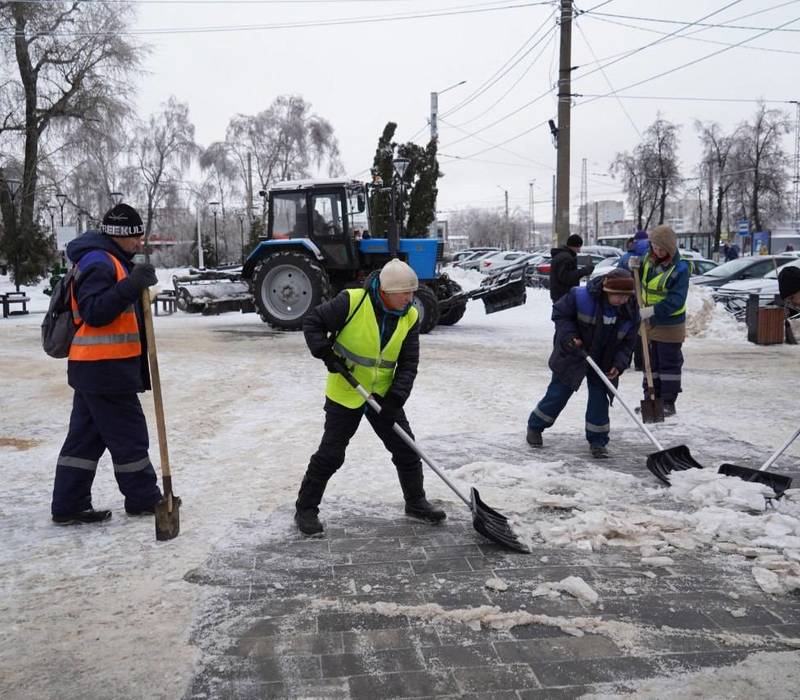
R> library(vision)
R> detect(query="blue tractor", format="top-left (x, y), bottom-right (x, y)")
top-left (176, 178), bottom-right (526, 332)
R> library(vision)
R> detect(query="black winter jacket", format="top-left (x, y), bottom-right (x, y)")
top-left (549, 246), bottom-right (593, 301)
top-left (66, 232), bottom-right (150, 394)
top-left (303, 282), bottom-right (420, 406)
top-left (548, 276), bottom-right (639, 391)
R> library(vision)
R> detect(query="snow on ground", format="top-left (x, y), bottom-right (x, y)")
top-left (1, 269), bottom-right (799, 698)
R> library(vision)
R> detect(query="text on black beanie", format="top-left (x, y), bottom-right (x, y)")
top-left (101, 203), bottom-right (144, 237)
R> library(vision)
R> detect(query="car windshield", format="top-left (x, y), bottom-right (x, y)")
top-left (703, 257), bottom-right (759, 277)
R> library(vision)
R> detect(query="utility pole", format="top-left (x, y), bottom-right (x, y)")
top-left (554, 0), bottom-right (573, 246)
top-left (579, 157), bottom-right (588, 238)
top-left (529, 180), bottom-right (536, 249)
top-left (594, 201), bottom-right (599, 245)
top-left (792, 100), bottom-right (800, 229)
top-left (247, 152), bottom-right (254, 217)
top-left (551, 173), bottom-right (556, 244)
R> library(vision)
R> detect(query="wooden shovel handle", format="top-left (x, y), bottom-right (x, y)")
top-left (632, 267), bottom-right (658, 399)
top-left (141, 289), bottom-right (172, 488)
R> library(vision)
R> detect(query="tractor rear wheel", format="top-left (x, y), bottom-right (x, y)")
top-left (253, 251), bottom-right (332, 330)
top-left (437, 279), bottom-right (467, 326)
top-left (412, 285), bottom-right (440, 334)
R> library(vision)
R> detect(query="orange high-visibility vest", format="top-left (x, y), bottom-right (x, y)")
top-left (68, 253), bottom-right (142, 361)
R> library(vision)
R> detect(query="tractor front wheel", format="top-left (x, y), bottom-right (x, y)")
top-left (412, 285), bottom-right (441, 334)
top-left (253, 251), bottom-right (332, 330)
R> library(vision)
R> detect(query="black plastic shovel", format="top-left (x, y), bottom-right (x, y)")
top-left (333, 361), bottom-right (529, 554)
top-left (717, 425), bottom-right (798, 498)
top-left (579, 350), bottom-right (703, 482)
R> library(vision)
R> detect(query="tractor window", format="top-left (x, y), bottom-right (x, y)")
top-left (311, 194), bottom-right (344, 238)
top-left (271, 193), bottom-right (307, 239)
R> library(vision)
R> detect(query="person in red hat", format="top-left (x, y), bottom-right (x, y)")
top-left (526, 269), bottom-right (640, 458)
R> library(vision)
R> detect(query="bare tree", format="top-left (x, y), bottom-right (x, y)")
top-left (695, 120), bottom-right (739, 253)
top-left (128, 96), bottom-right (198, 252)
top-left (611, 149), bottom-right (657, 231)
top-left (0, 1), bottom-right (143, 284)
top-left (645, 117), bottom-right (681, 225)
top-left (730, 103), bottom-right (790, 234)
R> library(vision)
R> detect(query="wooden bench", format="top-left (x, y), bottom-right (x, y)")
top-left (1, 291), bottom-right (30, 318)
top-left (152, 289), bottom-right (177, 316)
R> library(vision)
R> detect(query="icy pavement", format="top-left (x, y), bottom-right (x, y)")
top-left (184, 433), bottom-right (800, 699)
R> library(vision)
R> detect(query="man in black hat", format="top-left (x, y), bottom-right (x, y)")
top-left (51, 203), bottom-right (163, 525)
top-left (779, 265), bottom-right (800, 307)
top-left (549, 234), bottom-right (595, 302)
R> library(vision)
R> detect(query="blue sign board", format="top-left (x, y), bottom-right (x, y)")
top-left (737, 219), bottom-right (749, 234)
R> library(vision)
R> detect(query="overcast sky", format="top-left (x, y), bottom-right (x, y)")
top-left (132, 0), bottom-right (799, 222)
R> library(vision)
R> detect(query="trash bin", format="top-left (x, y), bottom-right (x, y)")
top-left (745, 294), bottom-right (785, 344)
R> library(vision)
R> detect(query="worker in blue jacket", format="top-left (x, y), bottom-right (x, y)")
top-left (51, 203), bottom-right (163, 525)
top-left (632, 225), bottom-right (690, 417)
top-left (526, 269), bottom-right (640, 458)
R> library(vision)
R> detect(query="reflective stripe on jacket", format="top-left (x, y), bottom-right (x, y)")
top-left (69, 253), bottom-right (142, 361)
top-left (326, 288), bottom-right (418, 408)
top-left (642, 254), bottom-right (687, 317)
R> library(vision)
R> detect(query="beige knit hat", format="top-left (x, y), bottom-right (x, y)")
top-left (649, 225), bottom-right (677, 256)
top-left (379, 258), bottom-right (419, 293)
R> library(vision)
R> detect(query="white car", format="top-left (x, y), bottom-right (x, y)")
top-left (479, 250), bottom-right (541, 274)
top-left (713, 259), bottom-right (800, 319)
top-left (589, 257), bottom-right (620, 279)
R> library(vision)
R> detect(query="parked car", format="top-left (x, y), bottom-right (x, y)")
top-left (713, 259), bottom-right (800, 320)
top-left (685, 258), bottom-right (718, 275)
top-left (691, 255), bottom-right (796, 289)
top-left (449, 247), bottom-right (499, 265)
top-left (589, 257), bottom-right (620, 279)
top-left (580, 245), bottom-right (623, 258)
top-left (529, 253), bottom-right (605, 289)
top-left (479, 250), bottom-right (541, 274)
top-left (454, 249), bottom-right (499, 270)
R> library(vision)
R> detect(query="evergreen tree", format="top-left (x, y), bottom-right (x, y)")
top-left (0, 218), bottom-right (54, 290)
top-left (369, 123), bottom-right (398, 238)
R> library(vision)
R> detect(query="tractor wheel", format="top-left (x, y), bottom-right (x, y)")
top-left (412, 285), bottom-right (441, 334)
top-left (253, 251), bottom-right (331, 330)
top-left (437, 279), bottom-right (467, 326)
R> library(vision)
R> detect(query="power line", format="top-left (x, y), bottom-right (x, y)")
top-left (574, 13), bottom-right (800, 109)
top-left (0, 1), bottom-right (551, 37)
top-left (589, 5), bottom-right (800, 32)
top-left (577, 94), bottom-right (794, 104)
top-left (585, 11), bottom-right (800, 57)
top-left (440, 8), bottom-right (556, 120)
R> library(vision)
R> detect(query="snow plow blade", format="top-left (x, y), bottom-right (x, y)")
top-left (172, 268), bottom-right (254, 315)
top-left (646, 445), bottom-right (704, 485)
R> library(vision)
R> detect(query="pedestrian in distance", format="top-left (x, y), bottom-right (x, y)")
top-left (294, 259), bottom-right (446, 536)
top-left (617, 230), bottom-right (649, 272)
top-left (632, 225), bottom-right (690, 418)
top-left (779, 265), bottom-right (800, 307)
top-left (549, 234), bottom-right (595, 302)
top-left (526, 269), bottom-right (640, 458)
top-left (51, 203), bottom-right (163, 525)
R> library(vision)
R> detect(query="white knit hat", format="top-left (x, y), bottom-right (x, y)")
top-left (379, 259), bottom-right (418, 293)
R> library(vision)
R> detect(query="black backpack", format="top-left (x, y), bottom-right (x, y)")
top-left (41, 267), bottom-right (81, 358)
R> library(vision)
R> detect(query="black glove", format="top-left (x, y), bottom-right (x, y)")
top-left (582, 264), bottom-right (595, 277)
top-left (128, 263), bottom-right (158, 292)
top-left (372, 393), bottom-right (403, 425)
top-left (321, 347), bottom-right (342, 374)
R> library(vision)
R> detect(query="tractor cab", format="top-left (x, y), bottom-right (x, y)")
top-left (267, 179), bottom-right (368, 271)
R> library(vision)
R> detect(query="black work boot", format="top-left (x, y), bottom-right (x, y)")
top-left (590, 445), bottom-right (609, 459)
top-left (526, 427), bottom-right (543, 447)
top-left (663, 401), bottom-right (676, 417)
top-left (295, 475), bottom-right (327, 536)
top-left (398, 468), bottom-right (446, 523)
top-left (52, 508), bottom-right (112, 525)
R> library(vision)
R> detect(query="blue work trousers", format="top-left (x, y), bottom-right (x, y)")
top-left (52, 391), bottom-right (162, 517)
top-left (528, 372), bottom-right (610, 446)
top-left (642, 340), bottom-right (683, 402)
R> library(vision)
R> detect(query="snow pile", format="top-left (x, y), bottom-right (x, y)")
top-left (484, 576), bottom-right (509, 592)
top-left (532, 575), bottom-right (600, 605)
top-left (685, 283), bottom-right (742, 340)
top-left (441, 265), bottom-right (485, 291)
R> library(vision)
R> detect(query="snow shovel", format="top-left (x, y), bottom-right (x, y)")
top-left (717, 425), bottom-right (798, 498)
top-left (142, 289), bottom-right (181, 541)
top-left (631, 267), bottom-right (664, 424)
top-left (332, 361), bottom-right (529, 554)
top-left (578, 349), bottom-right (703, 483)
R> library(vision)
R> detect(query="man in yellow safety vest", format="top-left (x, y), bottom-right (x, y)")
top-left (294, 259), bottom-right (446, 535)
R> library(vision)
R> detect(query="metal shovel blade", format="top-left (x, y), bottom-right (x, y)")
top-left (717, 464), bottom-right (793, 498)
top-left (646, 445), bottom-right (704, 485)
top-left (470, 488), bottom-right (530, 553)
top-left (155, 494), bottom-right (182, 541)
top-left (639, 398), bottom-right (665, 424)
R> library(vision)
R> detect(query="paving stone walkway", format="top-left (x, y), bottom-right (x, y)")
top-left (184, 431), bottom-right (800, 699)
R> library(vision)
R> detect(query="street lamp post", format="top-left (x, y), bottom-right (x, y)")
top-left (430, 80), bottom-right (466, 141)
top-left (6, 180), bottom-right (22, 290)
top-left (237, 210), bottom-right (246, 265)
top-left (209, 201), bottom-right (220, 267)
top-left (529, 180), bottom-right (536, 249)
top-left (56, 192), bottom-right (67, 226)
